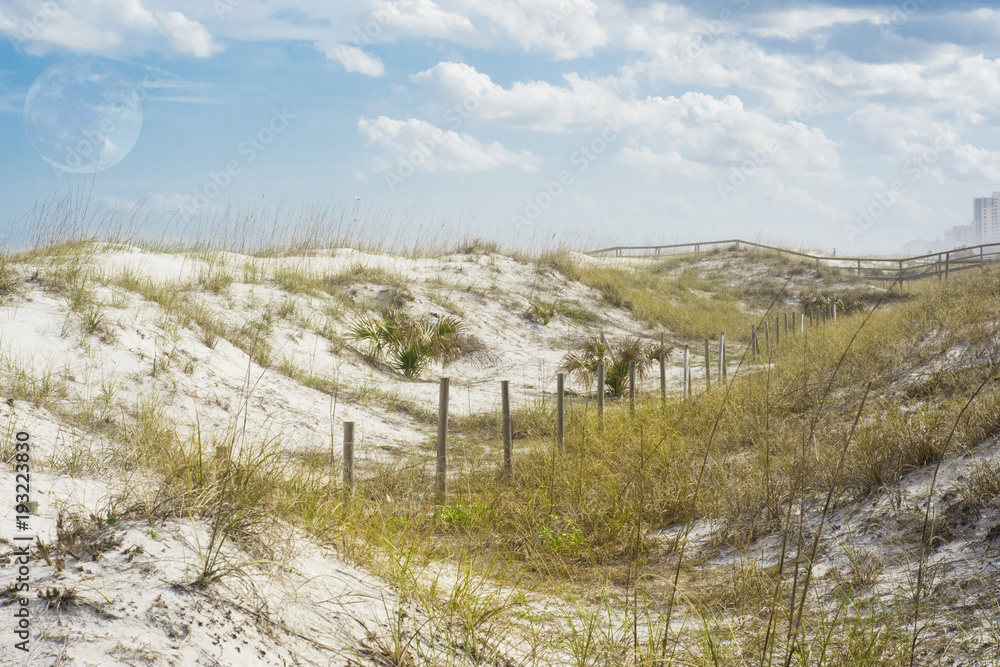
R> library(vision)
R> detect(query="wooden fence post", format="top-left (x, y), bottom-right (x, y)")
top-left (801, 310), bottom-right (805, 335)
top-left (720, 332), bottom-right (726, 381)
top-left (704, 339), bottom-right (711, 389)
top-left (775, 315), bottom-right (780, 346)
top-left (833, 302), bottom-right (837, 323)
top-left (629, 360), bottom-right (636, 415)
top-left (751, 324), bottom-right (757, 358)
top-left (436, 377), bottom-right (450, 505)
top-left (764, 320), bottom-right (770, 355)
top-left (597, 362), bottom-right (605, 425)
top-left (501, 380), bottom-right (512, 475)
top-left (683, 345), bottom-right (690, 399)
top-left (556, 372), bottom-right (565, 452)
top-left (343, 421), bottom-right (354, 490)
top-left (660, 333), bottom-right (666, 402)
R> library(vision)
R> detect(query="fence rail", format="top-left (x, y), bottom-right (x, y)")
top-left (585, 239), bottom-right (1000, 282)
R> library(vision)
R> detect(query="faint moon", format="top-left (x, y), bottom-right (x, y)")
top-left (23, 59), bottom-right (144, 173)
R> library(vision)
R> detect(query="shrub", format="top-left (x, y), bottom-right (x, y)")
top-left (560, 336), bottom-right (671, 396)
top-left (348, 311), bottom-right (467, 378)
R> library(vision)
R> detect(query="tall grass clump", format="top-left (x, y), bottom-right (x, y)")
top-left (117, 395), bottom-right (335, 589)
top-left (349, 311), bottom-right (467, 378)
top-left (575, 261), bottom-right (753, 340)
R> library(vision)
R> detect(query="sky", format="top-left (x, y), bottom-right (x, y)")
top-left (2, 0), bottom-right (1000, 253)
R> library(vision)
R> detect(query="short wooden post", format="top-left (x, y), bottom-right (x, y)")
top-left (704, 339), bottom-right (711, 389)
top-left (832, 302), bottom-right (837, 322)
top-left (556, 372), bottom-right (565, 452)
top-left (720, 332), bottom-right (726, 381)
top-left (683, 345), bottom-right (690, 398)
top-left (628, 360), bottom-right (636, 415)
top-left (751, 324), bottom-right (757, 358)
top-left (501, 381), bottom-right (512, 475)
top-left (775, 315), bottom-right (780, 346)
top-left (945, 253), bottom-right (950, 279)
top-left (659, 334), bottom-right (666, 402)
top-left (764, 320), bottom-right (770, 355)
top-left (784, 312), bottom-right (788, 337)
top-left (596, 362), bottom-right (605, 424)
top-left (436, 377), bottom-right (450, 504)
top-left (343, 421), bottom-right (355, 490)
top-left (800, 310), bottom-right (805, 335)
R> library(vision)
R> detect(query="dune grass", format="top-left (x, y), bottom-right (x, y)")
top-left (3, 208), bottom-right (999, 664)
top-left (315, 265), bottom-right (1000, 664)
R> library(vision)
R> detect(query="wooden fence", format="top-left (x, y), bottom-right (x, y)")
top-left (340, 301), bottom-right (852, 503)
top-left (585, 239), bottom-right (1000, 283)
top-left (338, 240), bottom-right (1000, 500)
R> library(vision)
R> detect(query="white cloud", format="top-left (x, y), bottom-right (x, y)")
top-left (366, 0), bottom-right (607, 59)
top-left (413, 62), bottom-right (620, 132)
top-left (357, 116), bottom-right (540, 172)
top-left (620, 8), bottom-right (816, 114)
top-left (166, 0), bottom-right (605, 60)
top-left (159, 10), bottom-right (217, 57)
top-left (617, 147), bottom-right (706, 177)
top-left (0, 0), bottom-right (220, 57)
top-left (413, 62), bottom-right (840, 175)
top-left (846, 104), bottom-right (946, 156)
top-left (950, 145), bottom-right (1000, 181)
top-left (316, 42), bottom-right (384, 76)
top-left (616, 5), bottom-right (1000, 122)
top-left (371, 0), bottom-right (475, 39)
top-left (746, 7), bottom-right (883, 40)
top-left (457, 0), bottom-right (607, 60)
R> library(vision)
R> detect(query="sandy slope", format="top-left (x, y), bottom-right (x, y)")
top-left (0, 247), bottom-right (682, 666)
top-left (1, 246), bottom-right (998, 665)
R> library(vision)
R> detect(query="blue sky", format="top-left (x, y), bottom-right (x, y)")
top-left (2, 0), bottom-right (1000, 252)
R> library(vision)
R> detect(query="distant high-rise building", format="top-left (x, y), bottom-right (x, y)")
top-left (973, 192), bottom-right (1000, 243)
top-left (945, 224), bottom-right (975, 245)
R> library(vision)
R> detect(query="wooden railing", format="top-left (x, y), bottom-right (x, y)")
top-left (585, 239), bottom-right (1000, 282)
